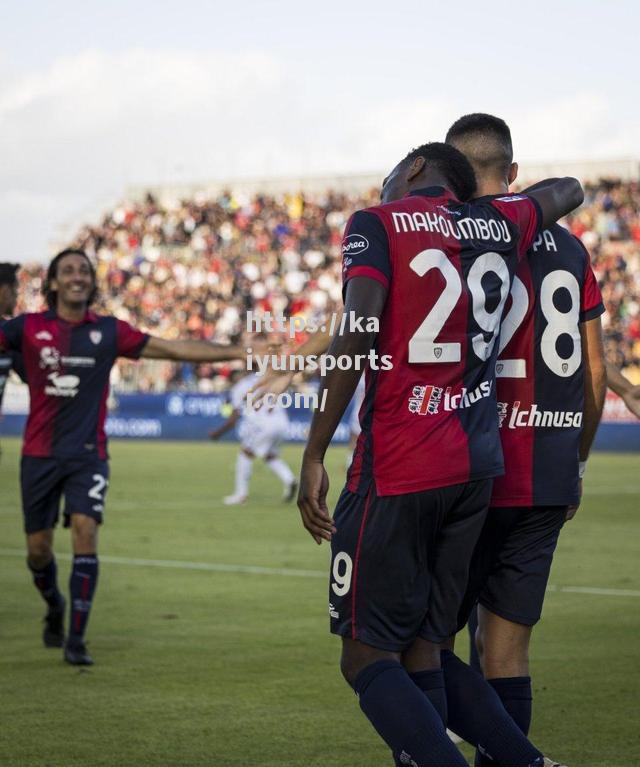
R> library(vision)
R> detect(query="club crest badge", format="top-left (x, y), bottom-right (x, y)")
top-left (90, 331), bottom-right (102, 345)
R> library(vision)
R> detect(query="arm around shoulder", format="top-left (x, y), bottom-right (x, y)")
top-left (527, 177), bottom-right (584, 230)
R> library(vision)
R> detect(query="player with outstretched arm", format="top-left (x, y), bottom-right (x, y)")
top-left (0, 249), bottom-right (247, 665)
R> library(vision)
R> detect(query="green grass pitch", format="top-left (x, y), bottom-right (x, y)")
top-left (0, 437), bottom-right (638, 766)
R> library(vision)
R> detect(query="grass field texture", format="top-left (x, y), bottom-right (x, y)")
top-left (0, 438), bottom-right (638, 766)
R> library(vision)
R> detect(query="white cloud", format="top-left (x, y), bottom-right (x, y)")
top-left (0, 49), bottom-right (637, 261)
top-left (510, 92), bottom-right (639, 162)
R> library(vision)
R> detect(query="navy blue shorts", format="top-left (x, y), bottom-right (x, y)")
top-left (21, 456), bottom-right (110, 534)
top-left (457, 505), bottom-right (567, 629)
top-left (329, 479), bottom-right (492, 652)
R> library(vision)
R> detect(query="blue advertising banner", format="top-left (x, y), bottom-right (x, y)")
top-left (0, 391), bottom-right (353, 444)
top-left (1, 390), bottom-right (638, 450)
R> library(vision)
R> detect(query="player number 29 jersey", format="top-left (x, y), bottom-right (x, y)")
top-left (491, 224), bottom-right (604, 507)
top-left (342, 186), bottom-right (541, 496)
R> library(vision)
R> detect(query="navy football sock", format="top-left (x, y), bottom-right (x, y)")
top-left (408, 668), bottom-right (448, 725)
top-left (467, 604), bottom-right (482, 672)
top-left (475, 677), bottom-right (533, 767)
top-left (68, 555), bottom-right (99, 642)
top-left (28, 557), bottom-right (64, 608)
top-left (355, 660), bottom-right (467, 767)
top-left (442, 651), bottom-right (542, 767)
top-left (489, 676), bottom-right (533, 734)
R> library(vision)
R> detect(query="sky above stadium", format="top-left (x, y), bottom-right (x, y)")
top-left (1, 0), bottom-right (638, 261)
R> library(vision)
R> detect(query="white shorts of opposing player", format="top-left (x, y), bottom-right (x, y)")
top-left (346, 375), bottom-right (366, 469)
top-left (238, 418), bottom-right (288, 459)
top-left (224, 374), bottom-right (296, 505)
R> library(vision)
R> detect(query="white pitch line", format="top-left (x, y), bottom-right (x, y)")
top-left (546, 584), bottom-right (640, 597)
top-left (583, 487), bottom-right (640, 496)
top-left (0, 548), bottom-right (325, 579)
top-left (0, 548), bottom-right (639, 596)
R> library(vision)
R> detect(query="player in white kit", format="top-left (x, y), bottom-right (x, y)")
top-left (346, 374), bottom-right (366, 468)
top-left (210, 372), bottom-right (297, 505)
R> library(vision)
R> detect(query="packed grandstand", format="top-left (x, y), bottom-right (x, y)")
top-left (14, 178), bottom-right (640, 393)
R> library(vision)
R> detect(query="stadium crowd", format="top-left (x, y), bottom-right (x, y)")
top-left (14, 179), bottom-right (640, 392)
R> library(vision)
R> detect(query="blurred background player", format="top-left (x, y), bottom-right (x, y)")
top-left (606, 362), bottom-right (640, 417)
top-left (0, 263), bottom-right (20, 458)
top-left (346, 374), bottom-right (365, 468)
top-left (0, 263), bottom-right (20, 403)
top-left (0, 248), bottom-right (248, 666)
top-left (298, 140), bottom-right (583, 767)
top-left (439, 114), bottom-right (606, 767)
top-left (210, 369), bottom-right (297, 505)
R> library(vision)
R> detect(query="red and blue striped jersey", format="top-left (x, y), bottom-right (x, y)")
top-left (0, 310), bottom-right (148, 459)
top-left (343, 186), bottom-right (541, 496)
top-left (491, 224), bottom-right (604, 507)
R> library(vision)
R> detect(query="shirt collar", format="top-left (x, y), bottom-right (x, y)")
top-left (45, 308), bottom-right (99, 324)
top-left (407, 185), bottom-right (451, 199)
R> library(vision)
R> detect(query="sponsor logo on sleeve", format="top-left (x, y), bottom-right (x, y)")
top-left (341, 234), bottom-right (369, 257)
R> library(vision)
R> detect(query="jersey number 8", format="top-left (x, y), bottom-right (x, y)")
top-left (497, 269), bottom-right (581, 379)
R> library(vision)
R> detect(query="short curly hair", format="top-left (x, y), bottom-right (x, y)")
top-left (0, 262), bottom-right (19, 287)
top-left (403, 141), bottom-right (477, 201)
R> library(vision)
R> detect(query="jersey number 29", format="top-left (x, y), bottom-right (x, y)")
top-left (408, 248), bottom-right (510, 364)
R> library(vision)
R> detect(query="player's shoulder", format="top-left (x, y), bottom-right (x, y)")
top-left (362, 190), bottom-right (462, 230)
top-left (90, 313), bottom-right (136, 336)
top-left (231, 373), bottom-right (256, 395)
top-left (2, 311), bottom-right (34, 330)
top-left (342, 206), bottom-right (391, 255)
top-left (468, 192), bottom-right (531, 213)
top-left (531, 223), bottom-right (589, 261)
top-left (87, 311), bottom-right (117, 325)
top-left (549, 221), bottom-right (581, 246)
top-left (17, 311), bottom-right (46, 322)
top-left (378, 187), bottom-right (456, 212)
top-left (347, 204), bottom-right (387, 224)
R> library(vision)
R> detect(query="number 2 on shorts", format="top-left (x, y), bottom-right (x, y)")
top-left (88, 474), bottom-right (109, 501)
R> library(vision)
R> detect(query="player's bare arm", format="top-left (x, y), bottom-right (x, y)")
top-left (209, 409), bottom-right (241, 440)
top-left (566, 317), bottom-right (607, 520)
top-left (140, 336), bottom-right (246, 363)
top-left (606, 363), bottom-right (640, 419)
top-left (298, 280), bottom-right (385, 545)
top-left (249, 311), bottom-right (342, 403)
top-left (525, 177), bottom-right (584, 230)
